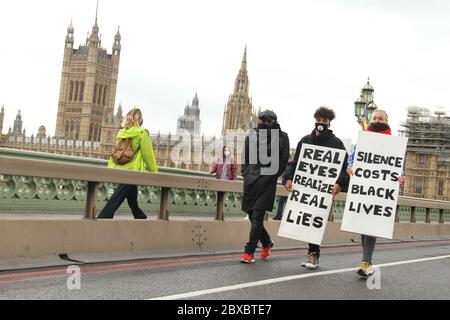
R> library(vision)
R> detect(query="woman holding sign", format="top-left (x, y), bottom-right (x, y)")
top-left (347, 109), bottom-right (404, 278)
top-left (285, 107), bottom-right (349, 270)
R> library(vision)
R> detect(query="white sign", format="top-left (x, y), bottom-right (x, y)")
top-left (341, 131), bottom-right (407, 239)
top-left (278, 144), bottom-right (347, 245)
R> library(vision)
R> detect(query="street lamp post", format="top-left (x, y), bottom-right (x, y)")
top-left (354, 78), bottom-right (378, 130)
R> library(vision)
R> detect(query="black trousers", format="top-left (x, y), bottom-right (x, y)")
top-left (308, 243), bottom-right (320, 257)
top-left (244, 209), bottom-right (272, 255)
top-left (97, 184), bottom-right (147, 219)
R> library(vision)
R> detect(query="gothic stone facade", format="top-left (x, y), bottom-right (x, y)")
top-left (54, 17), bottom-right (121, 148)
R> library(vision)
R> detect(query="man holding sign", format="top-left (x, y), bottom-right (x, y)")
top-left (343, 110), bottom-right (406, 278)
top-left (281, 107), bottom-right (349, 270)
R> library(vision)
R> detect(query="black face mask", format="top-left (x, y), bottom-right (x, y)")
top-left (368, 122), bottom-right (390, 132)
top-left (315, 122), bottom-right (329, 133)
top-left (258, 121), bottom-right (275, 130)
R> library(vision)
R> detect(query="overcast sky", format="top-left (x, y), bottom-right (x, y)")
top-left (1, 0), bottom-right (450, 145)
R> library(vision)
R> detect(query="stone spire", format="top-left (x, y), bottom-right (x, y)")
top-left (234, 45), bottom-right (249, 95)
top-left (13, 110), bottom-right (23, 136)
top-left (0, 104), bottom-right (4, 135)
top-left (113, 25), bottom-right (121, 56)
top-left (177, 93), bottom-right (202, 135)
top-left (221, 46), bottom-right (255, 136)
top-left (65, 19), bottom-right (74, 48)
top-left (88, 1), bottom-right (100, 48)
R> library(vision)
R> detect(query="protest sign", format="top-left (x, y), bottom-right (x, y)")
top-left (341, 131), bottom-right (407, 239)
top-left (278, 143), bottom-right (346, 245)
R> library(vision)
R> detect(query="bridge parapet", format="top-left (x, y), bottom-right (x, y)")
top-left (0, 148), bottom-right (449, 223)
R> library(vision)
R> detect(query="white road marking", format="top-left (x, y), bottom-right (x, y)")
top-left (148, 254), bottom-right (450, 300)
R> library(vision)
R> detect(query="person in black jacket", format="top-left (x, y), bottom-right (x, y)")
top-left (240, 110), bottom-right (290, 263)
top-left (285, 106), bottom-right (349, 269)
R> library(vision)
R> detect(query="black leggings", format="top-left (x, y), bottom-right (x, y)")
top-left (308, 243), bottom-right (320, 257)
top-left (97, 184), bottom-right (147, 219)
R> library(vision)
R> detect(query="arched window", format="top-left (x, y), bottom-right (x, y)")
top-left (95, 125), bottom-right (101, 141)
top-left (75, 122), bottom-right (80, 140)
top-left (102, 86), bottom-right (107, 105)
top-left (93, 125), bottom-right (97, 141)
top-left (414, 177), bottom-right (424, 195)
top-left (74, 81), bottom-right (79, 102)
top-left (70, 121), bottom-right (75, 140)
top-left (98, 85), bottom-right (103, 105)
top-left (65, 122), bottom-right (70, 138)
top-left (68, 81), bottom-right (74, 101)
top-left (79, 82), bottom-right (84, 102)
top-left (93, 84), bottom-right (98, 104)
top-left (438, 180), bottom-right (444, 196)
top-left (89, 123), bottom-right (94, 141)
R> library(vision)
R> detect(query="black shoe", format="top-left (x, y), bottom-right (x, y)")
top-left (134, 214), bottom-right (148, 220)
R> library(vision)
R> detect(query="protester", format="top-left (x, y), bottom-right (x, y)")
top-left (240, 110), bottom-right (290, 263)
top-left (285, 106), bottom-right (349, 269)
top-left (97, 108), bottom-right (158, 219)
top-left (347, 109), bottom-right (404, 278)
top-left (209, 145), bottom-right (237, 181)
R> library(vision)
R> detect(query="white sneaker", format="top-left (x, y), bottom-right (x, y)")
top-left (303, 253), bottom-right (319, 270)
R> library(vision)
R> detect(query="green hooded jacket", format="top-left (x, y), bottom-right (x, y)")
top-left (107, 126), bottom-right (158, 173)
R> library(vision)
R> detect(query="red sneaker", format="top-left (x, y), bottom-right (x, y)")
top-left (240, 253), bottom-right (255, 264)
top-left (260, 241), bottom-right (274, 260)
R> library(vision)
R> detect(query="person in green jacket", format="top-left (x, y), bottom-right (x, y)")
top-left (97, 108), bottom-right (158, 219)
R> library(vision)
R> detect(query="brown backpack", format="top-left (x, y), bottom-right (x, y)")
top-left (111, 138), bottom-right (134, 165)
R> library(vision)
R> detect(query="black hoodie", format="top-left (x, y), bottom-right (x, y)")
top-left (240, 122), bottom-right (290, 212)
top-left (286, 129), bottom-right (349, 191)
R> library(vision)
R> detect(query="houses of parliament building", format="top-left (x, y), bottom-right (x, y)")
top-left (0, 14), bottom-right (257, 172)
top-left (0, 13), bottom-right (448, 201)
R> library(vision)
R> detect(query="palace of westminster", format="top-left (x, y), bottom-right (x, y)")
top-left (0, 13), bottom-right (448, 201)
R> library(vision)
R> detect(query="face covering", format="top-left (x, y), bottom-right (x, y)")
top-left (368, 122), bottom-right (390, 132)
top-left (315, 122), bottom-right (329, 133)
top-left (224, 151), bottom-right (231, 157)
top-left (258, 122), bottom-right (272, 130)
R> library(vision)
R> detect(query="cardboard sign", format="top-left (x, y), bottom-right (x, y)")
top-left (278, 143), bottom-right (346, 245)
top-left (341, 131), bottom-right (407, 239)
